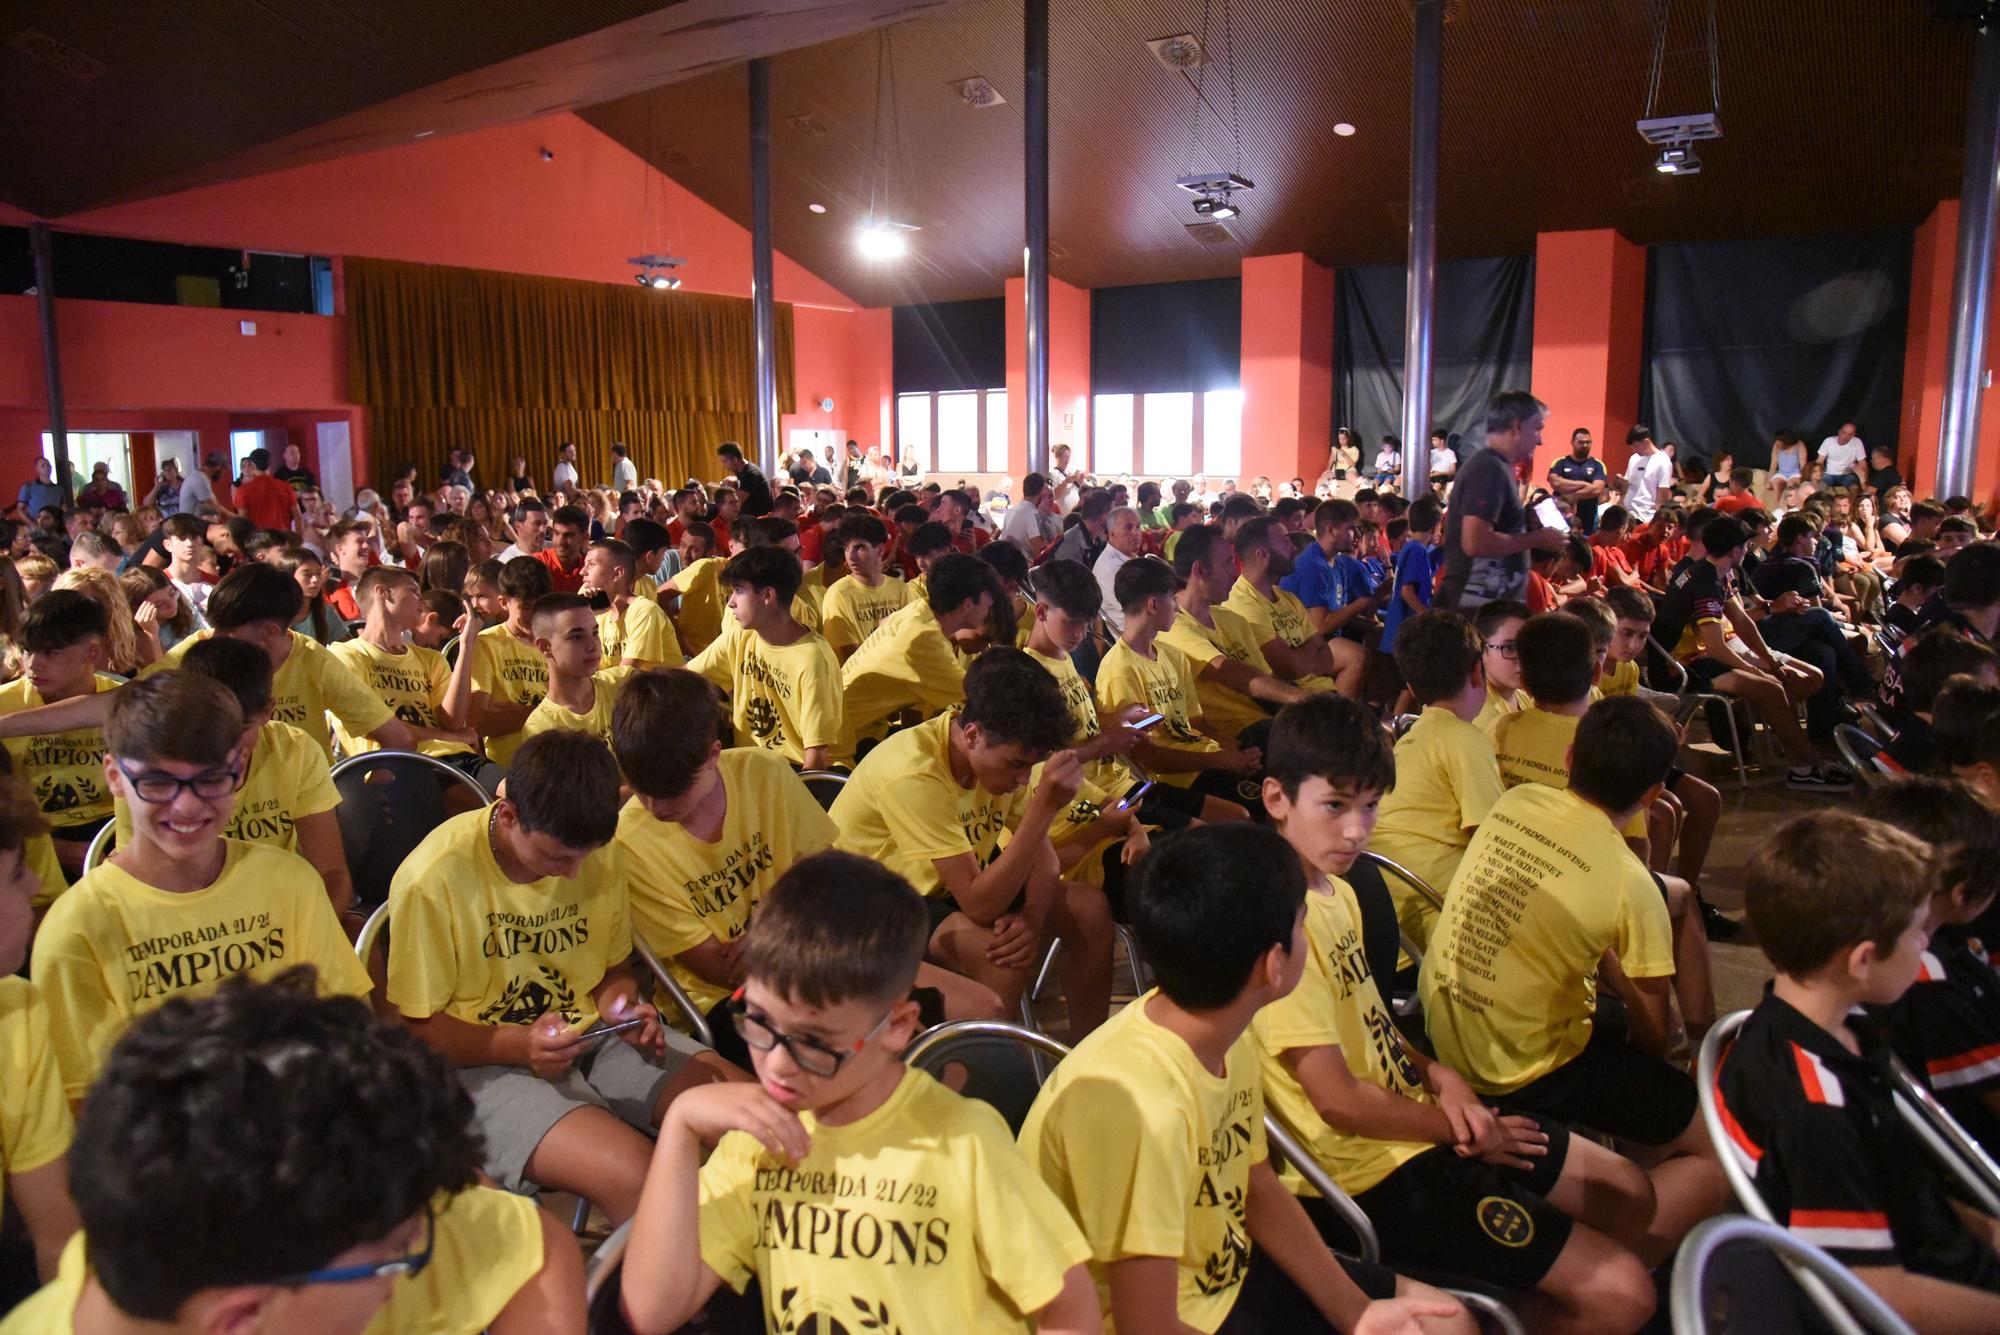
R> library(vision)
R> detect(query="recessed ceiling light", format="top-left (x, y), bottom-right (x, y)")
top-left (1333, 122), bottom-right (1356, 137)
top-left (808, 202), bottom-right (827, 214)
top-left (413, 129), bottom-right (435, 138)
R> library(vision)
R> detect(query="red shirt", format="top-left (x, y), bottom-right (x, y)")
top-left (236, 473), bottom-right (298, 533)
top-left (1527, 570), bottom-right (1559, 613)
top-left (328, 585), bottom-right (361, 622)
top-left (1714, 491), bottom-right (1762, 515)
top-left (533, 547), bottom-right (585, 593)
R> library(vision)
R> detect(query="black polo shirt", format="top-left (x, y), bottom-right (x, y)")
top-left (1878, 928), bottom-right (2000, 1152)
top-left (1748, 553), bottom-right (1824, 604)
top-left (1715, 993), bottom-right (2000, 1286)
top-left (1547, 454), bottom-right (1607, 532)
top-left (1654, 556), bottom-right (1728, 662)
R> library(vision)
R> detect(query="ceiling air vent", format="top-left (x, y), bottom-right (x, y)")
top-left (1148, 34), bottom-right (1209, 71)
top-left (1184, 221), bottom-right (1233, 244)
top-left (952, 75), bottom-right (1006, 108)
top-left (9, 28), bottom-right (108, 82)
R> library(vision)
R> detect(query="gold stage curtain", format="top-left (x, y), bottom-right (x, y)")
top-left (345, 257), bottom-right (795, 494)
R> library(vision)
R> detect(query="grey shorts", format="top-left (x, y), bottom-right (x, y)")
top-left (460, 1030), bottom-right (705, 1190)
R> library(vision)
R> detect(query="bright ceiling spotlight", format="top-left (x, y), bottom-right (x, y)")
top-left (1333, 122), bottom-right (1356, 137)
top-left (1653, 142), bottom-right (1701, 175)
top-left (628, 253), bottom-right (687, 290)
top-left (856, 221), bottom-right (915, 259)
top-left (808, 202), bottom-right (828, 214)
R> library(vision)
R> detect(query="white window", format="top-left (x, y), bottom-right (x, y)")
top-left (1092, 394), bottom-right (1134, 476)
top-left (984, 390), bottom-right (1009, 473)
top-left (1143, 392), bottom-right (1194, 477)
top-left (935, 391), bottom-right (981, 473)
top-left (896, 394), bottom-right (932, 471)
top-left (41, 432), bottom-right (133, 497)
top-left (1203, 389), bottom-right (1243, 480)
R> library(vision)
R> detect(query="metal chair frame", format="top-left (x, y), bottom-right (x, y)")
top-left (1833, 724), bottom-right (1890, 788)
top-left (1887, 1055), bottom-right (2000, 1218)
top-left (1669, 1215), bottom-right (1914, 1335)
top-left (797, 768), bottom-right (848, 811)
top-left (82, 820), bottom-right (115, 871)
top-left (1857, 702), bottom-right (1898, 741)
top-left (904, 1018), bottom-right (1071, 1125)
top-left (1650, 636), bottom-right (1752, 788)
top-left (331, 749), bottom-right (493, 906)
top-left (631, 934), bottom-right (717, 1050)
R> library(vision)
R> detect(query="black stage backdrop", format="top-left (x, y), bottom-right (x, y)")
top-left (1640, 228), bottom-right (1912, 467)
top-left (1092, 277), bottom-right (1242, 393)
top-left (1335, 254), bottom-right (1535, 453)
top-left (893, 298), bottom-right (1006, 393)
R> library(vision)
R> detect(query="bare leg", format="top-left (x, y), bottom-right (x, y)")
top-left (521, 1105), bottom-right (656, 1225)
top-left (1040, 879), bottom-right (1115, 1042)
top-left (1673, 773), bottom-right (1720, 889)
top-left (1661, 873), bottom-right (1715, 1036)
top-left (1716, 667), bottom-right (1818, 767)
top-left (1513, 1225), bottom-right (1657, 1335)
top-left (929, 916), bottom-right (1033, 1016)
top-left (1390, 1276), bottom-right (1481, 1335)
top-left (915, 961), bottom-right (1006, 1021)
top-left (1541, 1129), bottom-right (1655, 1246)
top-left (649, 1051), bottom-right (747, 1126)
top-left (1628, 1116), bottom-right (1730, 1267)
top-left (1329, 637), bottom-right (1368, 700)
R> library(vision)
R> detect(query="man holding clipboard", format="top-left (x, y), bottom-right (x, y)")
top-left (1436, 390), bottom-right (1570, 613)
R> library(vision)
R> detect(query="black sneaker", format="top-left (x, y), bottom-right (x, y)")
top-left (1786, 764), bottom-right (1855, 791)
top-left (1698, 896), bottom-right (1742, 941)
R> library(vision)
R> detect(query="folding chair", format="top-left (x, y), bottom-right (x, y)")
top-left (796, 768), bottom-right (848, 811)
top-left (81, 821), bottom-right (115, 872)
top-left (903, 1019), bottom-right (1071, 1135)
top-left (1649, 636), bottom-right (1751, 788)
top-left (630, 934), bottom-right (716, 1049)
top-left (586, 1219), bottom-right (761, 1335)
top-left (441, 634), bottom-right (461, 668)
top-left (331, 750), bottom-right (492, 906)
top-left (1355, 852), bottom-right (1439, 1020)
top-left (1669, 1215), bottom-right (1914, 1335)
top-left (1698, 1012), bottom-right (1877, 1335)
top-left (1265, 1110), bottom-right (1526, 1335)
top-left (1887, 1055), bottom-right (2000, 1218)
top-left (1857, 701), bottom-right (1898, 741)
top-left (1832, 724), bottom-right (1891, 789)
top-left (353, 900), bottom-right (392, 968)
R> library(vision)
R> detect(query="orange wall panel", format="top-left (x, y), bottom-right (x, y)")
top-left (1529, 229), bottom-right (1645, 481)
top-left (1240, 253), bottom-right (1334, 485)
top-left (1005, 275), bottom-right (1091, 480)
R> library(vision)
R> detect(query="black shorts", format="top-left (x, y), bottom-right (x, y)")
top-left (1338, 1121), bottom-right (1575, 1290)
top-left (1213, 1245), bottom-right (1399, 1334)
top-left (1685, 656), bottom-right (1731, 686)
top-left (1497, 1020), bottom-right (1697, 1146)
top-left (923, 888), bottom-right (1027, 936)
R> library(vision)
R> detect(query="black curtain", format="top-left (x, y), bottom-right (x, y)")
top-left (1335, 255), bottom-right (1535, 452)
top-left (1641, 228), bottom-right (1912, 466)
top-left (893, 298), bottom-right (1005, 393)
top-left (1092, 277), bottom-right (1241, 393)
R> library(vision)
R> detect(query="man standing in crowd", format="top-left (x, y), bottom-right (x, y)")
top-left (552, 441), bottom-right (581, 493)
top-left (1623, 426), bottom-right (1674, 526)
top-left (1001, 472), bottom-right (1061, 559)
top-left (18, 457), bottom-right (65, 517)
top-left (716, 441), bottom-right (773, 517)
top-left (179, 450), bottom-right (230, 518)
top-left (1818, 421), bottom-right (1867, 488)
top-left (611, 442), bottom-right (638, 494)
top-left (1547, 428), bottom-right (1607, 532)
top-left (234, 448), bottom-right (299, 534)
top-left (274, 441), bottom-right (317, 492)
top-left (1437, 391), bottom-right (1567, 613)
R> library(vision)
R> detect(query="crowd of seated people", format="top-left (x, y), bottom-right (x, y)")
top-left (1, 411), bottom-right (1999, 1335)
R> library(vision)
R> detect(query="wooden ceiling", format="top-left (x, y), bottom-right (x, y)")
top-left (0, 0), bottom-right (955, 217)
top-left (581, 0), bottom-right (1979, 305)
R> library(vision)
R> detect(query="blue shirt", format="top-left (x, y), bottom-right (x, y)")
top-left (1379, 541), bottom-right (1434, 655)
top-left (17, 480), bottom-right (64, 516)
top-left (1281, 540), bottom-right (1351, 611)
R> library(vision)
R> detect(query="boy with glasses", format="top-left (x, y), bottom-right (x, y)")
top-left (619, 851), bottom-right (1099, 1335)
top-left (30, 672), bottom-right (369, 1104)
top-left (1469, 600), bottom-right (1529, 739)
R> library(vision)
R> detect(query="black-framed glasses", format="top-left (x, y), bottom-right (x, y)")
top-left (728, 989), bottom-right (894, 1078)
top-left (272, 1202), bottom-right (434, 1288)
top-left (1483, 640), bottom-right (1521, 660)
top-left (114, 758), bottom-right (245, 805)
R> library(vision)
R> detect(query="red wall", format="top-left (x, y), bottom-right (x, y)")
top-left (2, 112), bottom-right (892, 493)
top-left (1529, 229), bottom-right (1645, 483)
top-left (1239, 253), bottom-right (1335, 485)
top-left (1004, 275), bottom-right (1091, 479)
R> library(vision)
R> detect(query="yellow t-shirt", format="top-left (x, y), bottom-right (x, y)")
top-left (470, 623), bottom-right (548, 767)
top-left (1024, 645), bottom-right (1134, 801)
top-left (1157, 607), bottom-right (1274, 742)
top-left (1471, 685), bottom-right (1520, 743)
top-left (113, 719), bottom-right (337, 853)
top-left (1252, 880), bottom-right (1432, 1196)
top-left (1222, 577), bottom-right (1335, 692)
top-left (29, 840), bottom-right (371, 1100)
top-left (700, 1065), bottom-right (1089, 1332)
top-left (520, 670), bottom-right (625, 749)
top-left (1600, 658), bottom-right (1641, 698)
top-left (831, 712), bottom-right (1026, 899)
top-left (666, 557), bottom-right (727, 654)
top-left (598, 596), bottom-right (684, 670)
top-left (8, 1190), bottom-right (545, 1335)
top-left (26, 834), bottom-right (64, 912)
top-left (0, 978), bottom-right (72, 1224)
top-left (635, 572), bottom-right (660, 602)
top-left (1419, 784), bottom-right (1676, 1095)
top-left (329, 638), bottom-right (472, 759)
top-left (387, 808), bottom-right (633, 1033)
top-left (1368, 705), bottom-right (1504, 949)
top-left (1493, 704), bottom-right (1647, 840)
top-left (687, 627), bottom-right (844, 765)
top-left (616, 749), bottom-right (837, 1014)
top-left (1094, 638), bottom-right (1219, 787)
top-left (840, 600), bottom-right (967, 751)
top-left (1019, 994), bottom-right (1267, 1333)
top-left (157, 630), bottom-right (395, 760)
top-left (820, 573), bottom-right (911, 655)
top-left (0, 674), bottom-right (122, 831)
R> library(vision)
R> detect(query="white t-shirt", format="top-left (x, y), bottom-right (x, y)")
top-left (1818, 436), bottom-right (1866, 477)
top-left (1374, 448), bottom-right (1401, 475)
top-left (178, 470), bottom-right (215, 515)
top-left (552, 460), bottom-right (579, 492)
top-left (1093, 544), bottom-right (1133, 635)
top-left (1000, 499), bottom-right (1056, 551)
top-left (611, 457), bottom-right (638, 493)
top-left (1429, 446), bottom-right (1457, 474)
top-left (1624, 450), bottom-right (1675, 522)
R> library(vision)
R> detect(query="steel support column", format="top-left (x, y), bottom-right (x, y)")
top-left (1024, 0), bottom-right (1052, 477)
top-left (28, 223), bottom-right (72, 497)
top-left (1940, 8), bottom-right (2000, 497)
top-left (749, 58), bottom-right (781, 477)
top-left (1400, 0), bottom-right (1443, 501)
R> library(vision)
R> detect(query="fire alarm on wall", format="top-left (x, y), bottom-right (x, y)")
top-left (818, 397), bottom-right (835, 412)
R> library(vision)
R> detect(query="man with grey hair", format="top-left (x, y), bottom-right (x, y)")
top-left (1092, 505), bottom-right (1146, 634)
top-left (1436, 389), bottom-right (1567, 611)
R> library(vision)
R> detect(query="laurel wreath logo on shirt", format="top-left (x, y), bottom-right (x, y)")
top-left (476, 966), bottom-right (580, 1027)
top-left (771, 1286), bottom-right (900, 1335)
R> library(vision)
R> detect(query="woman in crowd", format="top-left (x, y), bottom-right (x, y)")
top-left (120, 564), bottom-right (201, 656)
top-left (279, 546), bottom-right (352, 645)
top-left (1880, 484), bottom-right (1916, 549)
top-left (54, 566), bottom-right (146, 673)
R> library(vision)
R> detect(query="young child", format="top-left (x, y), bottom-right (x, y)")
top-left (830, 648), bottom-right (1112, 1039)
top-left (1423, 696), bottom-right (1727, 1262)
top-left (387, 729), bottom-right (736, 1224)
top-left (1470, 599), bottom-right (1529, 739)
top-left (1020, 821), bottom-right (1470, 1334)
top-left (465, 556), bottom-right (507, 628)
top-left (521, 592), bottom-right (627, 747)
top-left (159, 512), bottom-right (214, 621)
top-left (840, 553), bottom-right (1002, 758)
top-left (1367, 609), bottom-right (1504, 949)
top-left (685, 546), bottom-right (842, 770)
top-left (0, 591), bottom-right (119, 876)
top-left (662, 520), bottom-right (726, 654)
top-left (1255, 696), bottom-right (1658, 1331)
top-left (29, 672), bottom-right (370, 1103)
top-left (1719, 810), bottom-right (2000, 1329)
top-left (583, 537), bottom-right (683, 670)
top-left (1861, 777), bottom-right (2000, 1154)
top-left (617, 851), bottom-right (1100, 1335)
top-left (0, 760), bottom-right (77, 1284)
top-left (414, 586), bottom-right (467, 651)
top-left (1097, 556), bottom-right (1261, 812)
top-left (1883, 553), bottom-right (1949, 656)
top-left (4, 970), bottom-right (586, 1335)
top-left (819, 511), bottom-right (911, 663)
top-left (332, 565), bottom-right (502, 791)
top-left (1378, 495), bottom-right (1441, 659)
top-left (471, 555), bottom-right (553, 767)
